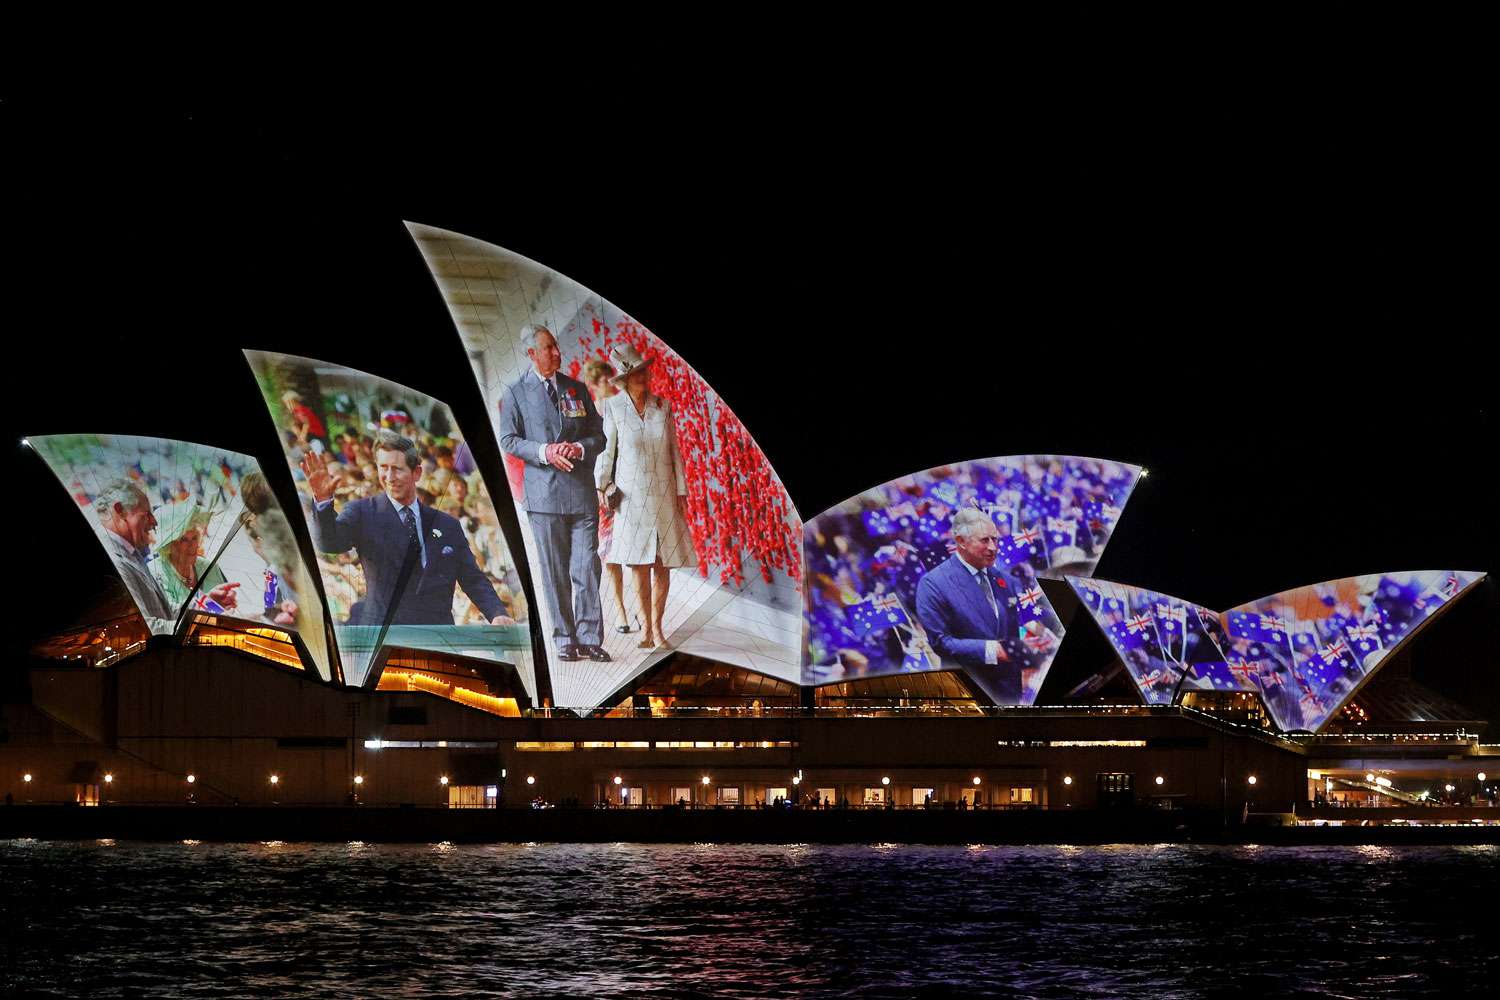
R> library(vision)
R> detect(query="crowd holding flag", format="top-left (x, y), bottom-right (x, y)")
top-left (803, 455), bottom-right (1137, 698)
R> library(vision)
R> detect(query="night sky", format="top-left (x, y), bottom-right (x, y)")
top-left (6, 97), bottom-right (1495, 720)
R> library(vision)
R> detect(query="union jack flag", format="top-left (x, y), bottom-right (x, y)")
top-left (1023, 631), bottom-right (1056, 653)
top-left (1441, 574), bottom-right (1461, 598)
top-left (1297, 678), bottom-right (1323, 710)
top-left (1012, 526), bottom-right (1041, 547)
top-left (1258, 666), bottom-right (1284, 687)
top-left (1018, 586), bottom-right (1044, 610)
top-left (1125, 614), bottom-right (1154, 635)
top-left (1258, 614), bottom-right (1288, 633)
top-left (1319, 639), bottom-right (1349, 665)
top-left (1228, 660), bottom-right (1258, 684)
top-left (1346, 623), bottom-right (1379, 642)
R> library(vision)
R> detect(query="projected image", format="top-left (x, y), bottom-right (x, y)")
top-left (28, 434), bottom-right (332, 680)
top-left (1224, 570), bottom-right (1484, 732)
top-left (245, 351), bottom-right (531, 691)
top-left (408, 224), bottom-right (804, 709)
top-left (799, 456), bottom-right (1133, 704)
top-left (1068, 578), bottom-right (1242, 704)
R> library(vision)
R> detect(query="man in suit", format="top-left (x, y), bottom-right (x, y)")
top-left (301, 429), bottom-right (511, 627)
top-left (497, 324), bottom-right (610, 663)
top-left (915, 507), bottom-right (1023, 703)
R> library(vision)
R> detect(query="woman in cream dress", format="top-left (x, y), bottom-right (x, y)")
top-left (595, 344), bottom-right (695, 649)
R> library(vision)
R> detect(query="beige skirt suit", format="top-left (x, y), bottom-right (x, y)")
top-left (595, 392), bottom-right (696, 568)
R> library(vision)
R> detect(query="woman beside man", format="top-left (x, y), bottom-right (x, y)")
top-left (593, 344), bottom-right (694, 649)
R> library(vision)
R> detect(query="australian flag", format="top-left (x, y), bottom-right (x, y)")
top-left (999, 526), bottom-right (1043, 568)
top-left (1227, 611), bottom-right (1290, 643)
top-left (1109, 613), bottom-right (1156, 651)
top-left (926, 480), bottom-right (961, 508)
top-left (846, 594), bottom-right (911, 637)
top-left (862, 508), bottom-right (895, 537)
top-left (1015, 584), bottom-right (1047, 623)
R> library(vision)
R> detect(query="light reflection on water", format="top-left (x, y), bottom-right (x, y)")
top-left (2, 841), bottom-right (1497, 999)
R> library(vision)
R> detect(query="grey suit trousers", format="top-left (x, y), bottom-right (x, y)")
top-left (530, 509), bottom-right (603, 647)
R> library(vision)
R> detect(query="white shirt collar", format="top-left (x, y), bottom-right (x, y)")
top-left (534, 368), bottom-right (557, 388)
top-left (386, 494), bottom-right (419, 520)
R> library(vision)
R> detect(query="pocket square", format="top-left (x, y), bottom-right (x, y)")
top-left (441, 545), bottom-right (455, 556)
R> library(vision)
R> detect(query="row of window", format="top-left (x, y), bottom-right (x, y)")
top-left (515, 741), bottom-right (799, 751)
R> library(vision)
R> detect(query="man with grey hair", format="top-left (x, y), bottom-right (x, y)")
top-left (915, 506), bottom-right (1023, 702)
top-left (497, 324), bottom-right (610, 663)
top-left (94, 479), bottom-right (240, 632)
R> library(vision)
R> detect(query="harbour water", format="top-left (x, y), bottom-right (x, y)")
top-left (3, 841), bottom-right (1496, 998)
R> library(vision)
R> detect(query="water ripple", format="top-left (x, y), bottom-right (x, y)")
top-left (2, 842), bottom-right (1497, 998)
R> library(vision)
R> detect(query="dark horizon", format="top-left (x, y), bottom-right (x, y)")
top-left (6, 101), bottom-right (1495, 721)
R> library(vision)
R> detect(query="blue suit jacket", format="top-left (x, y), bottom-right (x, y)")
top-left (311, 495), bottom-right (504, 626)
top-left (915, 555), bottom-right (1022, 701)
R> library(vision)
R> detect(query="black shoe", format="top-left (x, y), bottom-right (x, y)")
top-left (617, 625), bottom-right (634, 634)
top-left (586, 644), bottom-right (612, 662)
top-left (557, 644), bottom-right (582, 662)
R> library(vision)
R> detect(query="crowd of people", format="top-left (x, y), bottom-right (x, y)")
top-left (804, 457), bottom-right (1130, 699)
top-left (273, 384), bottom-right (527, 628)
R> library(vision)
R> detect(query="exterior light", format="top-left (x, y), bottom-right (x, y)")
top-left (353, 775), bottom-right (364, 786)
top-left (1365, 773), bottom-right (1376, 783)
top-left (1247, 775), bottom-right (1257, 786)
top-left (22, 773), bottom-right (32, 783)
top-left (972, 777), bottom-right (981, 786)
top-left (1374, 777), bottom-right (1391, 788)
top-left (613, 776), bottom-right (623, 785)
top-left (1154, 776), bottom-right (1165, 786)
top-left (1445, 784), bottom-right (1455, 793)
top-left (185, 774), bottom-right (196, 784)
top-left (104, 773), bottom-right (114, 784)
top-left (439, 776), bottom-right (449, 786)
top-left (269, 774), bottom-right (279, 785)
top-left (881, 776), bottom-right (890, 786)
top-left (1479, 772), bottom-right (1488, 783)
top-left (701, 776), bottom-right (711, 785)
top-left (791, 776), bottom-right (802, 785)
top-left (525, 775), bottom-right (536, 785)
top-left (1062, 776), bottom-right (1073, 786)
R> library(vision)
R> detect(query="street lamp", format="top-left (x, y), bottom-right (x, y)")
top-left (353, 775), bottom-right (364, 786)
top-left (701, 775), bottom-right (711, 785)
top-left (439, 776), bottom-right (449, 786)
top-left (185, 774), bottom-right (196, 784)
top-left (972, 777), bottom-right (981, 786)
top-left (1062, 775), bottom-right (1073, 786)
top-left (613, 776), bottom-right (623, 785)
top-left (525, 775), bottom-right (536, 785)
top-left (22, 773), bottom-right (32, 784)
top-left (269, 774), bottom-right (279, 785)
top-left (881, 776), bottom-right (890, 786)
top-left (1154, 775), bottom-right (1165, 786)
top-left (1247, 775), bottom-right (1257, 786)
top-left (103, 773), bottom-right (114, 784)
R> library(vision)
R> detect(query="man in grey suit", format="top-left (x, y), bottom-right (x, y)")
top-left (498, 325), bottom-right (610, 663)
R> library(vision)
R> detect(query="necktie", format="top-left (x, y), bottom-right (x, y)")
top-left (544, 378), bottom-right (559, 410)
top-left (401, 506), bottom-right (421, 565)
top-left (977, 569), bottom-right (999, 621)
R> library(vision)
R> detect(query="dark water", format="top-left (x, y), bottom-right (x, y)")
top-left (3, 841), bottom-right (1497, 999)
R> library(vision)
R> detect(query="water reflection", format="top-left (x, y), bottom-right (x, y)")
top-left (1, 842), bottom-right (1496, 998)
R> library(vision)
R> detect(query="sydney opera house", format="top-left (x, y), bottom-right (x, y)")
top-left (5, 224), bottom-right (1494, 827)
